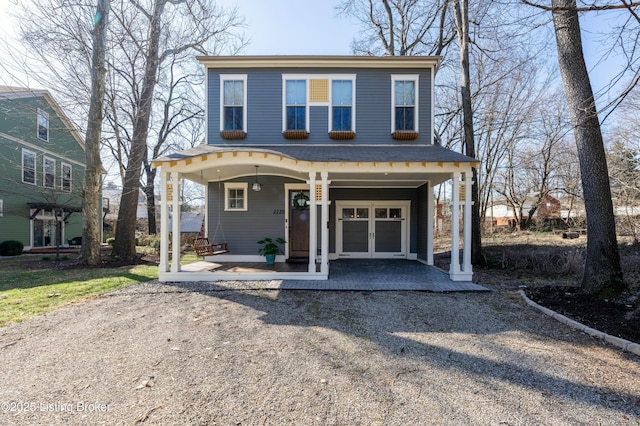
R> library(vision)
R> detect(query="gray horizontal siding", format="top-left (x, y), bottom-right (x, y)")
top-left (208, 67), bottom-right (433, 146)
top-left (207, 180), bottom-right (425, 256)
top-left (207, 175), bottom-right (299, 255)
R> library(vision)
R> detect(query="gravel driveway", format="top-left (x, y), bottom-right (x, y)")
top-left (1, 280), bottom-right (639, 425)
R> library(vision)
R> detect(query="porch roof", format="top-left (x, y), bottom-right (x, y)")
top-left (152, 144), bottom-right (477, 187)
top-left (155, 143), bottom-right (475, 164)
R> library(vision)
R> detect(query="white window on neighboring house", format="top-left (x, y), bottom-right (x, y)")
top-left (22, 149), bottom-right (36, 185)
top-left (391, 75), bottom-right (419, 132)
top-left (62, 163), bottom-right (72, 192)
top-left (224, 182), bottom-right (248, 211)
top-left (220, 75), bottom-right (248, 133)
top-left (0, 199), bottom-right (3, 217)
top-left (37, 108), bottom-right (49, 141)
top-left (44, 156), bottom-right (55, 188)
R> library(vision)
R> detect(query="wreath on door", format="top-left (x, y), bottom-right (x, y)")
top-left (293, 192), bottom-right (310, 210)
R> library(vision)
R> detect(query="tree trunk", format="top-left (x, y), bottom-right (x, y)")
top-left (551, 0), bottom-right (624, 295)
top-left (144, 163), bottom-right (158, 235)
top-left (454, 0), bottom-right (485, 266)
top-left (112, 0), bottom-right (165, 260)
top-left (80, 0), bottom-right (110, 265)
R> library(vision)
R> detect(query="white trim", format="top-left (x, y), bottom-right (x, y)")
top-left (0, 198), bottom-right (3, 217)
top-left (224, 182), bottom-right (248, 211)
top-left (282, 77), bottom-right (309, 132)
top-left (284, 182), bottom-right (310, 259)
top-left (328, 77), bottom-right (356, 132)
top-left (198, 55), bottom-right (441, 70)
top-left (335, 200), bottom-right (410, 259)
top-left (37, 108), bottom-right (49, 141)
top-left (391, 74), bottom-right (419, 133)
top-left (61, 163), bottom-right (72, 192)
top-left (43, 156), bottom-right (56, 188)
top-left (219, 74), bottom-right (248, 132)
top-left (2, 132), bottom-right (85, 167)
top-left (22, 148), bottom-right (36, 185)
top-left (282, 74), bottom-right (358, 133)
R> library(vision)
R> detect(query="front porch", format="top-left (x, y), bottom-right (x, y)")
top-left (153, 144), bottom-right (478, 283)
top-left (174, 259), bottom-right (488, 292)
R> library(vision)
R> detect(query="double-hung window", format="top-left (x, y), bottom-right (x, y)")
top-left (392, 75), bottom-right (419, 133)
top-left (284, 79), bottom-right (307, 131)
top-left (62, 163), bottom-right (72, 192)
top-left (37, 108), bottom-right (49, 141)
top-left (44, 157), bottom-right (55, 188)
top-left (331, 80), bottom-right (354, 131)
top-left (220, 75), bottom-right (247, 132)
top-left (22, 149), bottom-right (36, 185)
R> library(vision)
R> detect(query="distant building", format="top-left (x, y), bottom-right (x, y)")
top-left (0, 86), bottom-right (101, 249)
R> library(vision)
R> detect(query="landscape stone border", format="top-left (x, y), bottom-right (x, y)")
top-left (519, 289), bottom-right (640, 356)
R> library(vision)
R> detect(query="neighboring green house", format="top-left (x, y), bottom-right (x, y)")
top-left (0, 86), bottom-right (87, 250)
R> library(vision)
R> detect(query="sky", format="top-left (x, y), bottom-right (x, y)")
top-left (0, 1), bottom-right (631, 103)
top-left (219, 0), bottom-right (358, 55)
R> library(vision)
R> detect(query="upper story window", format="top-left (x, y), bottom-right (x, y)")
top-left (37, 108), bottom-right (49, 141)
top-left (22, 149), bottom-right (36, 185)
top-left (220, 75), bottom-right (247, 133)
top-left (44, 156), bottom-right (55, 188)
top-left (284, 79), bottom-right (307, 131)
top-left (392, 75), bottom-right (419, 133)
top-left (331, 80), bottom-right (354, 131)
top-left (224, 182), bottom-right (248, 211)
top-left (62, 163), bottom-right (72, 192)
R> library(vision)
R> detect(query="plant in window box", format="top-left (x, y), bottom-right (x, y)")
top-left (392, 131), bottom-right (419, 140)
top-left (220, 130), bottom-right (246, 139)
top-left (257, 237), bottom-right (286, 265)
top-left (282, 130), bottom-right (309, 139)
top-left (329, 131), bottom-right (355, 140)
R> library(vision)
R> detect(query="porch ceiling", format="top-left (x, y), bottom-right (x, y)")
top-left (153, 143), bottom-right (477, 186)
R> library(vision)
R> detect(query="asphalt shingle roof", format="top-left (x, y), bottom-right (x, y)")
top-left (156, 144), bottom-right (476, 164)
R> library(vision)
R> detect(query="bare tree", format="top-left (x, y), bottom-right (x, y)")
top-left (80, 0), bottom-right (110, 265)
top-left (337, 0), bottom-right (453, 56)
top-left (107, 0), bottom-right (244, 260)
top-left (142, 58), bottom-right (204, 234)
top-left (549, 0), bottom-right (624, 294)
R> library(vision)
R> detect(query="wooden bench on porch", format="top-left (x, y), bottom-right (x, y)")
top-left (191, 237), bottom-right (229, 257)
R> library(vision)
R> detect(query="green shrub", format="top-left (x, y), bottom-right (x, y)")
top-left (106, 237), bottom-right (115, 246)
top-left (0, 240), bottom-right (24, 256)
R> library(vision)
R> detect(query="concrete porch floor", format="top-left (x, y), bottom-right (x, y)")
top-left (180, 259), bottom-right (488, 292)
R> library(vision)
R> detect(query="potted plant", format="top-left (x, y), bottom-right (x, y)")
top-left (257, 237), bottom-right (286, 265)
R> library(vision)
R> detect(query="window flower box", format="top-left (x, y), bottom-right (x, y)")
top-left (283, 130), bottom-right (309, 140)
top-left (329, 131), bottom-right (355, 140)
top-left (220, 130), bottom-right (246, 140)
top-left (392, 131), bottom-right (419, 141)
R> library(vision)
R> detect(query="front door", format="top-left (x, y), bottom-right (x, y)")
top-left (337, 201), bottom-right (408, 258)
top-left (288, 190), bottom-right (310, 260)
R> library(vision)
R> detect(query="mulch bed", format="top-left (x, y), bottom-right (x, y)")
top-left (525, 286), bottom-right (640, 344)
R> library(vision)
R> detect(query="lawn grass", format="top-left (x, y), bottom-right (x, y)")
top-left (0, 256), bottom-right (159, 327)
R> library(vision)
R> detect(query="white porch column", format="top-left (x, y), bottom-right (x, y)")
top-left (159, 169), bottom-right (170, 273)
top-left (170, 171), bottom-right (181, 273)
top-left (463, 171), bottom-right (473, 276)
top-left (426, 180), bottom-right (434, 265)
top-left (449, 172), bottom-right (461, 278)
top-left (320, 171), bottom-right (330, 275)
top-left (308, 172), bottom-right (317, 273)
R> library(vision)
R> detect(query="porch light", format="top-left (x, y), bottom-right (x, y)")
top-left (252, 165), bottom-right (262, 192)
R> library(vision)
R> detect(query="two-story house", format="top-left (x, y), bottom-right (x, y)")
top-left (0, 86), bottom-right (87, 251)
top-left (152, 56), bottom-right (477, 282)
